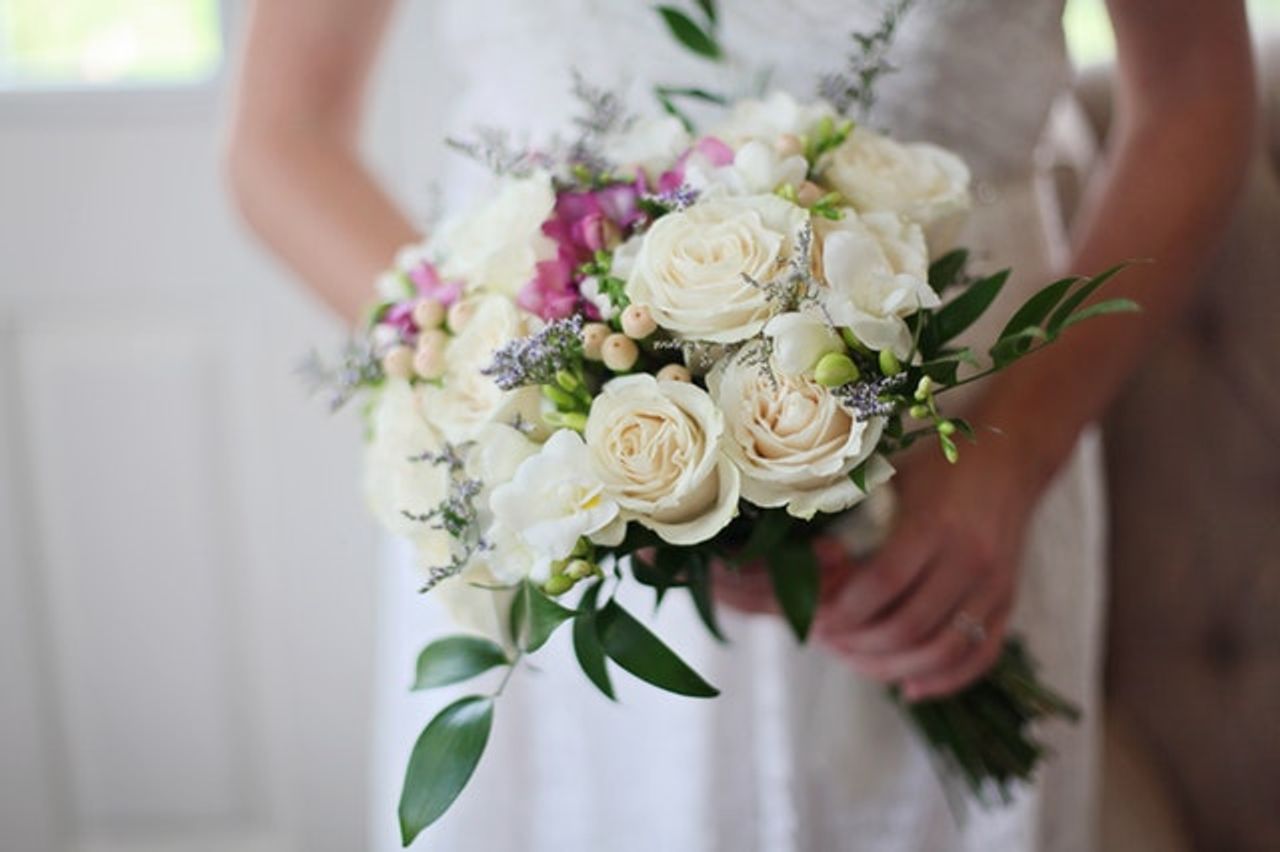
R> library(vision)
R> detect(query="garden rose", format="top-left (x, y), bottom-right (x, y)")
top-left (584, 374), bottom-right (740, 544)
top-left (708, 346), bottom-right (894, 518)
top-left (626, 194), bottom-right (808, 342)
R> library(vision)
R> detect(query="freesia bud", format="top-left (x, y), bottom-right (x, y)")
top-left (909, 404), bottom-right (930, 420)
top-left (879, 349), bottom-right (902, 376)
top-left (543, 574), bottom-right (574, 596)
top-left (914, 376), bottom-right (934, 401)
top-left (938, 420), bottom-right (957, 437)
top-left (814, 352), bottom-right (860, 387)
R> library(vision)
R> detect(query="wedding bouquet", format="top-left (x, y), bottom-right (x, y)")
top-left (308, 5), bottom-right (1134, 845)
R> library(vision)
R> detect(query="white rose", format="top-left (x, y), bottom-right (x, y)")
top-left (584, 374), bottom-right (740, 545)
top-left (626, 194), bottom-right (809, 343)
top-left (488, 430), bottom-right (620, 582)
top-left (820, 127), bottom-right (970, 254)
top-left (708, 346), bottom-right (895, 519)
top-left (711, 91), bottom-right (836, 146)
top-left (420, 295), bottom-right (545, 444)
top-left (763, 310), bottom-right (845, 376)
top-left (684, 139), bottom-right (809, 198)
top-left (602, 115), bottom-right (691, 178)
top-left (819, 212), bottom-right (940, 359)
top-left (429, 171), bottom-right (557, 295)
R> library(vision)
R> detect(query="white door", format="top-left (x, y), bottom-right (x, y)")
top-left (0, 3), bottom-right (384, 850)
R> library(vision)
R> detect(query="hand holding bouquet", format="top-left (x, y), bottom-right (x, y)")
top-left (308, 58), bottom-right (1133, 848)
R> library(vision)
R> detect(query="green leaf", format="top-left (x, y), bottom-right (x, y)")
top-left (655, 5), bottom-right (723, 59)
top-left (997, 275), bottom-right (1078, 342)
top-left (737, 509), bottom-right (793, 563)
top-left (511, 580), bottom-right (575, 653)
top-left (413, 636), bottom-right (509, 690)
top-left (595, 600), bottom-right (719, 697)
top-left (950, 417), bottom-right (977, 442)
top-left (398, 696), bottom-right (494, 845)
top-left (766, 542), bottom-right (820, 642)
top-left (654, 85), bottom-right (728, 106)
top-left (848, 457), bottom-right (871, 493)
top-left (695, 0), bottom-right (718, 25)
top-left (989, 325), bottom-right (1050, 369)
top-left (685, 553), bottom-right (726, 642)
top-left (922, 269), bottom-right (1010, 355)
top-left (1058, 297), bottom-right (1141, 330)
top-left (572, 582), bottom-right (615, 700)
top-left (927, 248), bottom-right (969, 295)
top-left (1046, 264), bottom-right (1127, 334)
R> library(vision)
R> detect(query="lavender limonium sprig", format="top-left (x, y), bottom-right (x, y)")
top-left (482, 314), bottom-right (585, 391)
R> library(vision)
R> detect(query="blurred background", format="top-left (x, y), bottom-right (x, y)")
top-left (0, 2), bottom-right (1277, 851)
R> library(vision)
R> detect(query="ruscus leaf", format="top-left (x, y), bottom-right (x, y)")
top-left (398, 696), bottom-right (494, 845)
top-left (655, 5), bottom-right (723, 59)
top-left (766, 542), bottom-right (820, 642)
top-left (595, 600), bottom-right (719, 697)
top-left (927, 248), bottom-right (969, 295)
top-left (572, 582), bottom-right (615, 700)
top-left (413, 636), bottom-right (509, 690)
top-left (512, 580), bottom-right (575, 653)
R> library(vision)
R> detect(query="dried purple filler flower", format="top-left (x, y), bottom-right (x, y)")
top-left (482, 314), bottom-right (585, 391)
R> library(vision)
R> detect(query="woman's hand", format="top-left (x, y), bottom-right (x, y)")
top-left (811, 419), bottom-right (1045, 702)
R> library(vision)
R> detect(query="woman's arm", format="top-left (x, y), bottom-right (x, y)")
top-left (812, 0), bottom-right (1257, 700)
top-left (225, 0), bottom-right (416, 323)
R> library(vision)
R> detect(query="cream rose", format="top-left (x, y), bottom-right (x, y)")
top-left (819, 211), bottom-right (939, 359)
top-left (708, 346), bottom-right (894, 519)
top-left (429, 171), bottom-right (557, 295)
top-left (625, 194), bottom-right (809, 343)
top-left (584, 374), bottom-right (740, 545)
top-left (819, 127), bottom-right (970, 254)
top-left (420, 295), bottom-right (545, 444)
top-left (711, 91), bottom-right (836, 146)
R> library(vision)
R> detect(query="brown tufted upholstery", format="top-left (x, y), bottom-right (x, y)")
top-left (1059, 36), bottom-right (1280, 852)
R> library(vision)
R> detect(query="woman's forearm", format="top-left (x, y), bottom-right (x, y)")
top-left (227, 130), bottom-right (417, 324)
top-left (974, 67), bottom-right (1256, 491)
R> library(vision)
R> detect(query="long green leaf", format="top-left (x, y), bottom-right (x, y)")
top-left (1058, 297), bottom-right (1141, 330)
top-left (927, 248), bottom-right (969, 295)
top-left (737, 509), bottom-right (792, 563)
top-left (695, 0), bottom-right (718, 25)
top-left (399, 696), bottom-right (494, 845)
top-left (595, 600), bottom-right (719, 697)
top-left (1046, 264), bottom-right (1127, 333)
top-left (413, 636), bottom-right (509, 690)
top-left (996, 275), bottom-right (1078, 342)
top-left (572, 582), bottom-right (615, 700)
top-left (766, 542), bottom-right (820, 642)
top-left (655, 6), bottom-right (722, 59)
top-left (922, 270), bottom-right (1010, 355)
top-left (511, 580), bottom-right (575, 653)
top-left (685, 553), bottom-right (726, 642)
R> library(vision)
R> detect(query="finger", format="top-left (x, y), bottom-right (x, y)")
top-left (836, 556), bottom-right (979, 655)
top-left (814, 521), bottom-right (935, 637)
top-left (901, 603), bottom-right (1013, 701)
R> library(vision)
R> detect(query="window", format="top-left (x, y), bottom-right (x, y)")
top-left (0, 0), bottom-right (222, 89)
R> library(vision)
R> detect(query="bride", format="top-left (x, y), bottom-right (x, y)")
top-left (226, 1), bottom-right (1253, 849)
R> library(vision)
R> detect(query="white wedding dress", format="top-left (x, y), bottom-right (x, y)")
top-left (370, 1), bottom-right (1105, 850)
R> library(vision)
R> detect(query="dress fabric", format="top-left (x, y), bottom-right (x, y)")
top-left (369, 1), bottom-right (1105, 850)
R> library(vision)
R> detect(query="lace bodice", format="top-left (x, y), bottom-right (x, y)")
top-left (382, 0), bottom-right (1069, 212)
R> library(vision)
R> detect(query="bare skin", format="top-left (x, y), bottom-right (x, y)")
top-left (226, 0), bottom-right (1256, 700)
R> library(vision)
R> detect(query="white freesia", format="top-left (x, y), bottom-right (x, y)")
top-left (429, 171), bottom-right (557, 295)
top-left (602, 114), bottom-right (690, 179)
top-left (820, 127), bottom-right (971, 254)
top-left (420, 295), bottom-right (545, 444)
top-left (820, 212), bottom-right (939, 359)
top-left (489, 429), bottom-right (620, 582)
top-left (626, 194), bottom-right (809, 343)
top-left (712, 91), bottom-right (836, 146)
top-left (763, 310), bottom-right (845, 376)
top-left (708, 345), bottom-right (894, 519)
top-left (585, 374), bottom-right (740, 545)
top-left (684, 140), bottom-right (808, 198)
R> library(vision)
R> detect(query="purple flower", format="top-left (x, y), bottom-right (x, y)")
top-left (407, 261), bottom-right (463, 307)
top-left (518, 256), bottom-right (580, 320)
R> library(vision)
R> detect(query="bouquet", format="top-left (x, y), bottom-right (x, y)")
top-left (307, 4), bottom-right (1134, 845)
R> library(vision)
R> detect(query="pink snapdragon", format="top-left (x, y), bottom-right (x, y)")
top-left (656, 135), bottom-right (734, 194)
